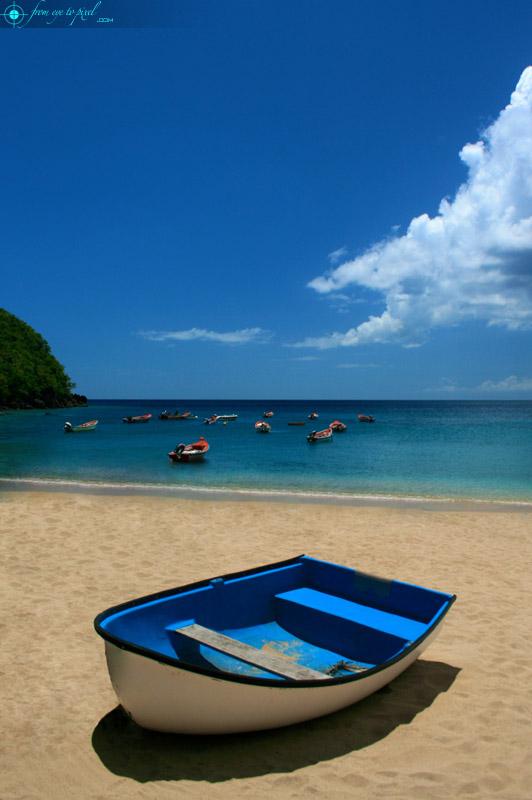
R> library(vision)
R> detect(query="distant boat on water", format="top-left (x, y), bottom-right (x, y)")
top-left (263, 411), bottom-right (274, 418)
top-left (255, 420), bottom-right (271, 433)
top-left (357, 414), bottom-right (375, 423)
top-left (122, 414), bottom-right (152, 424)
top-left (308, 411), bottom-right (319, 420)
top-left (204, 414), bottom-right (237, 424)
top-left (307, 427), bottom-right (333, 443)
top-left (288, 421), bottom-right (306, 426)
top-left (64, 419), bottom-right (98, 433)
top-left (330, 420), bottom-right (347, 432)
top-left (168, 437), bottom-right (209, 463)
top-left (159, 410), bottom-right (198, 420)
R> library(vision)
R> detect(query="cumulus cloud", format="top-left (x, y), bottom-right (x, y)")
top-left (428, 375), bottom-right (532, 394)
top-left (139, 327), bottom-right (271, 345)
top-left (328, 246), bottom-right (348, 264)
top-left (477, 375), bottom-right (532, 392)
top-left (297, 67), bottom-right (532, 349)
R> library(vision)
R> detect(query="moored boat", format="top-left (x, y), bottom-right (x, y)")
top-left (168, 437), bottom-right (209, 463)
top-left (308, 411), bottom-right (319, 420)
top-left (217, 414), bottom-right (238, 421)
top-left (159, 410), bottom-right (198, 420)
top-left (64, 419), bottom-right (98, 433)
top-left (255, 420), bottom-right (271, 433)
top-left (122, 414), bottom-right (152, 424)
top-left (94, 554), bottom-right (455, 734)
top-left (263, 411), bottom-right (274, 418)
top-left (288, 421), bottom-right (306, 426)
top-left (307, 427), bottom-right (333, 443)
top-left (357, 414), bottom-right (375, 423)
top-left (203, 415), bottom-right (218, 425)
top-left (330, 420), bottom-right (347, 432)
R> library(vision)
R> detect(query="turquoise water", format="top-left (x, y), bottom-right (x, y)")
top-left (1, 400), bottom-right (531, 502)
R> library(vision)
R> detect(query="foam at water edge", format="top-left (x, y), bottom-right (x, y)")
top-left (1, 476), bottom-right (531, 511)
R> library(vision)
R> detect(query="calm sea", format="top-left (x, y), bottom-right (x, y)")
top-left (1, 400), bottom-right (531, 503)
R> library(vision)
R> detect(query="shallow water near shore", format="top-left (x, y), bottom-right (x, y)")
top-left (1, 399), bottom-right (531, 502)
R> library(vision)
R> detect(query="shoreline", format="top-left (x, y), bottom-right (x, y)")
top-left (1, 475), bottom-right (532, 512)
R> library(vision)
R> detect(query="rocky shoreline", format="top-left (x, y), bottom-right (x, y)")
top-left (0, 393), bottom-right (88, 412)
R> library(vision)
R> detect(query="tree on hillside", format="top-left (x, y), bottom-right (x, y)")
top-left (0, 308), bottom-right (85, 408)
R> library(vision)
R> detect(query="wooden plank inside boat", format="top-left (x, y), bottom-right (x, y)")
top-left (175, 624), bottom-right (329, 681)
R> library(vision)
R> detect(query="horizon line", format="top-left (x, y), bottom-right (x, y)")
top-left (84, 397), bottom-right (532, 402)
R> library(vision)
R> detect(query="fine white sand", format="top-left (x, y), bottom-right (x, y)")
top-left (1, 490), bottom-right (531, 799)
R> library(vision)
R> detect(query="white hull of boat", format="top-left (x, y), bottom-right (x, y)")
top-left (181, 451), bottom-right (206, 462)
top-left (103, 622), bottom-right (444, 735)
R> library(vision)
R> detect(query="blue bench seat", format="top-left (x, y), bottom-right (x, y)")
top-left (275, 588), bottom-right (427, 642)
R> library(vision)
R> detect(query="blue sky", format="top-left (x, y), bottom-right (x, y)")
top-left (2, 0), bottom-right (532, 399)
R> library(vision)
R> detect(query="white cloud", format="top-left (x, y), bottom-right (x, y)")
top-left (298, 67), bottom-right (532, 349)
top-left (139, 327), bottom-right (271, 345)
top-left (477, 375), bottom-right (532, 392)
top-left (328, 246), bottom-right (348, 264)
top-left (427, 375), bottom-right (532, 394)
top-left (425, 378), bottom-right (462, 393)
top-left (337, 362), bottom-right (380, 368)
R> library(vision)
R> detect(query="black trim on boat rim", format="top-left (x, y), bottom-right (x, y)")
top-left (94, 554), bottom-right (457, 689)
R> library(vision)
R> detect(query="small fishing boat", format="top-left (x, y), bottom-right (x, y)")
top-left (358, 414), bottom-right (375, 423)
top-left (203, 415), bottom-right (218, 425)
top-left (308, 411), bottom-right (319, 420)
top-left (168, 437), bottom-right (209, 463)
top-left (122, 414), bottom-right (152, 424)
top-left (94, 554), bottom-right (455, 734)
top-left (330, 420), bottom-right (347, 432)
top-left (288, 421), bottom-right (306, 426)
top-left (263, 411), bottom-right (274, 418)
top-left (217, 414), bottom-right (238, 421)
top-left (255, 420), bottom-right (271, 433)
top-left (64, 419), bottom-right (98, 433)
top-left (159, 410), bottom-right (198, 420)
top-left (307, 427), bottom-right (333, 443)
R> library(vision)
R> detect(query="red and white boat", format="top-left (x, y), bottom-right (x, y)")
top-left (330, 420), bottom-right (347, 432)
top-left (203, 415), bottom-right (218, 425)
top-left (307, 427), bottom-right (333, 443)
top-left (263, 411), bottom-right (274, 418)
top-left (123, 414), bottom-right (152, 423)
top-left (255, 421), bottom-right (271, 433)
top-left (168, 437), bottom-right (210, 463)
top-left (357, 414), bottom-right (375, 423)
top-left (64, 419), bottom-right (98, 433)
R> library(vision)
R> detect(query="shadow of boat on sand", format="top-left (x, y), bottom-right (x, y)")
top-left (92, 659), bottom-right (460, 783)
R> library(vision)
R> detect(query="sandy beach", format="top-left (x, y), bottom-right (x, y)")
top-left (1, 490), bottom-right (531, 800)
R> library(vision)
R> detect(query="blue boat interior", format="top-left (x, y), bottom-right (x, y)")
top-left (98, 556), bottom-right (454, 681)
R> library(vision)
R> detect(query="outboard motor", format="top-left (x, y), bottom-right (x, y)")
top-left (64, 422), bottom-right (73, 432)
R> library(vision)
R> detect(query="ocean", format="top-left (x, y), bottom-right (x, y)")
top-left (1, 400), bottom-right (531, 503)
